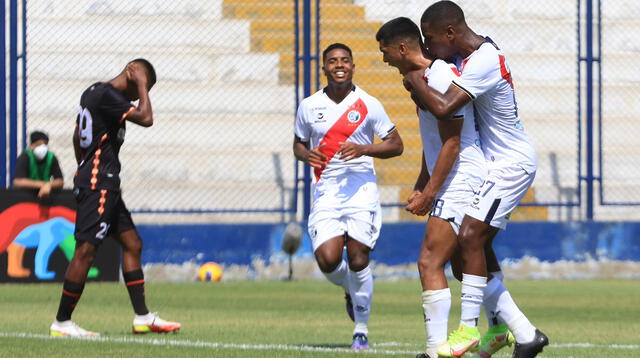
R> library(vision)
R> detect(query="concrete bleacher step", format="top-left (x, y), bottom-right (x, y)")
top-left (225, 3), bottom-right (366, 20)
top-left (29, 18), bottom-right (251, 52)
top-left (27, 83), bottom-right (294, 115)
top-left (29, 0), bottom-right (224, 20)
top-left (28, 52), bottom-right (282, 85)
top-left (121, 183), bottom-right (294, 211)
top-left (32, 112), bottom-right (294, 149)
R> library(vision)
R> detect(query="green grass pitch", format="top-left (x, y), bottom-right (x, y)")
top-left (0, 279), bottom-right (638, 357)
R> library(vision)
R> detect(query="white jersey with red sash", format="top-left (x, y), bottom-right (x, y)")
top-left (452, 38), bottom-right (538, 230)
top-left (295, 85), bottom-right (396, 183)
top-left (451, 37), bottom-right (537, 173)
top-left (295, 85), bottom-right (396, 250)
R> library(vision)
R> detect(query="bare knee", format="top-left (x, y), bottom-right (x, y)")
top-left (74, 242), bottom-right (97, 264)
top-left (346, 239), bottom-right (370, 272)
top-left (348, 253), bottom-right (369, 272)
top-left (417, 250), bottom-right (446, 277)
top-left (316, 254), bottom-right (341, 273)
top-left (459, 226), bottom-right (489, 251)
top-left (123, 238), bottom-right (143, 256)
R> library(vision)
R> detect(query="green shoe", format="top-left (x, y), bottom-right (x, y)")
top-left (467, 324), bottom-right (516, 358)
top-left (437, 325), bottom-right (481, 357)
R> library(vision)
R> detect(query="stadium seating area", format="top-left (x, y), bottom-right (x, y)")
top-left (24, 0), bottom-right (638, 220)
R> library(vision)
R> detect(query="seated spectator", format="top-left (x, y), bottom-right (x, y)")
top-left (13, 130), bottom-right (64, 198)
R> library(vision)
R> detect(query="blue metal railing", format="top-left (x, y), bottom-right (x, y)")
top-left (1, 0), bottom-right (6, 188)
top-left (8, 0), bottom-right (18, 186)
top-left (294, 0), bottom-right (320, 219)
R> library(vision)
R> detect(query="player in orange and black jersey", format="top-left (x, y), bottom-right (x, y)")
top-left (50, 59), bottom-right (181, 337)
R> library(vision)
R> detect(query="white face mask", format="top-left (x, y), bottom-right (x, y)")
top-left (33, 144), bottom-right (48, 161)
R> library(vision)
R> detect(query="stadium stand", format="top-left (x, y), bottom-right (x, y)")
top-left (23, 0), bottom-right (638, 219)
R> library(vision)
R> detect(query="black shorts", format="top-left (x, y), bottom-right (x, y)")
top-left (74, 188), bottom-right (136, 246)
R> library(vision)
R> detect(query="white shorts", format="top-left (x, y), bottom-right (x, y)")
top-left (430, 175), bottom-right (483, 235)
top-left (308, 170), bottom-right (381, 251)
top-left (464, 164), bottom-right (536, 230)
top-left (308, 205), bottom-right (381, 252)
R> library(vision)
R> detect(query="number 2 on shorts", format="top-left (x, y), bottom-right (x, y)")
top-left (96, 222), bottom-right (110, 240)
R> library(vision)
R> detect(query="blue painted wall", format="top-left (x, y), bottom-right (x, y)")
top-left (137, 222), bottom-right (640, 265)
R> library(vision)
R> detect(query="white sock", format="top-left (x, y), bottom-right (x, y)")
top-left (460, 273), bottom-right (486, 327)
top-left (483, 276), bottom-right (503, 327)
top-left (348, 266), bottom-right (373, 335)
top-left (422, 288), bottom-right (451, 352)
top-left (323, 259), bottom-right (349, 290)
top-left (489, 281), bottom-right (536, 343)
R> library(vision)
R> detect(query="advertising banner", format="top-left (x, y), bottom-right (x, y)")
top-left (0, 189), bottom-right (119, 282)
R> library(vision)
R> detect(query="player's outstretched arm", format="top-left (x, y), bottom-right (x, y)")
top-left (406, 118), bottom-right (462, 216)
top-left (404, 69), bottom-right (470, 120)
top-left (338, 129), bottom-right (403, 161)
top-left (124, 63), bottom-right (153, 127)
top-left (293, 136), bottom-right (327, 169)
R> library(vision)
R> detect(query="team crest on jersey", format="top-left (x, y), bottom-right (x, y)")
top-left (347, 110), bottom-right (361, 123)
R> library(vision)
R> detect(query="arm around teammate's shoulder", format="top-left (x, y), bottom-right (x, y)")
top-left (404, 69), bottom-right (471, 120)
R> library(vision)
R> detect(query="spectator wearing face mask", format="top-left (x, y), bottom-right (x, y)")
top-left (13, 130), bottom-right (64, 198)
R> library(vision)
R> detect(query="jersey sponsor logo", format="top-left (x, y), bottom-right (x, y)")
top-left (313, 98), bottom-right (369, 182)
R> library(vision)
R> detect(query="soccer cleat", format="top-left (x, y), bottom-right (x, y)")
top-left (344, 293), bottom-right (355, 322)
top-left (437, 325), bottom-right (481, 357)
top-left (467, 324), bottom-right (515, 358)
top-left (351, 333), bottom-right (369, 350)
top-left (50, 320), bottom-right (99, 337)
top-left (132, 312), bottom-right (181, 334)
top-left (512, 329), bottom-right (549, 358)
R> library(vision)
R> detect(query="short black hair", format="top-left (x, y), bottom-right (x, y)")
top-left (30, 130), bottom-right (48, 144)
top-left (421, 0), bottom-right (466, 28)
top-left (129, 58), bottom-right (157, 87)
top-left (322, 43), bottom-right (353, 63)
top-left (375, 17), bottom-right (422, 48)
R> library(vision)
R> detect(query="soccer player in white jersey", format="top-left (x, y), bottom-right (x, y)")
top-left (403, 2), bottom-right (549, 358)
top-left (377, 17), bottom-right (516, 358)
top-left (293, 43), bottom-right (403, 350)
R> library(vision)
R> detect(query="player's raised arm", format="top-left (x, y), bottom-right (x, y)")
top-left (123, 62), bottom-right (154, 127)
top-left (404, 70), bottom-right (470, 120)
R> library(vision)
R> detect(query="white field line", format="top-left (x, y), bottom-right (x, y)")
top-left (0, 332), bottom-right (639, 354)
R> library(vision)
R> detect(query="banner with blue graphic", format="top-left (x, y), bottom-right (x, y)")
top-left (0, 189), bottom-right (119, 282)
